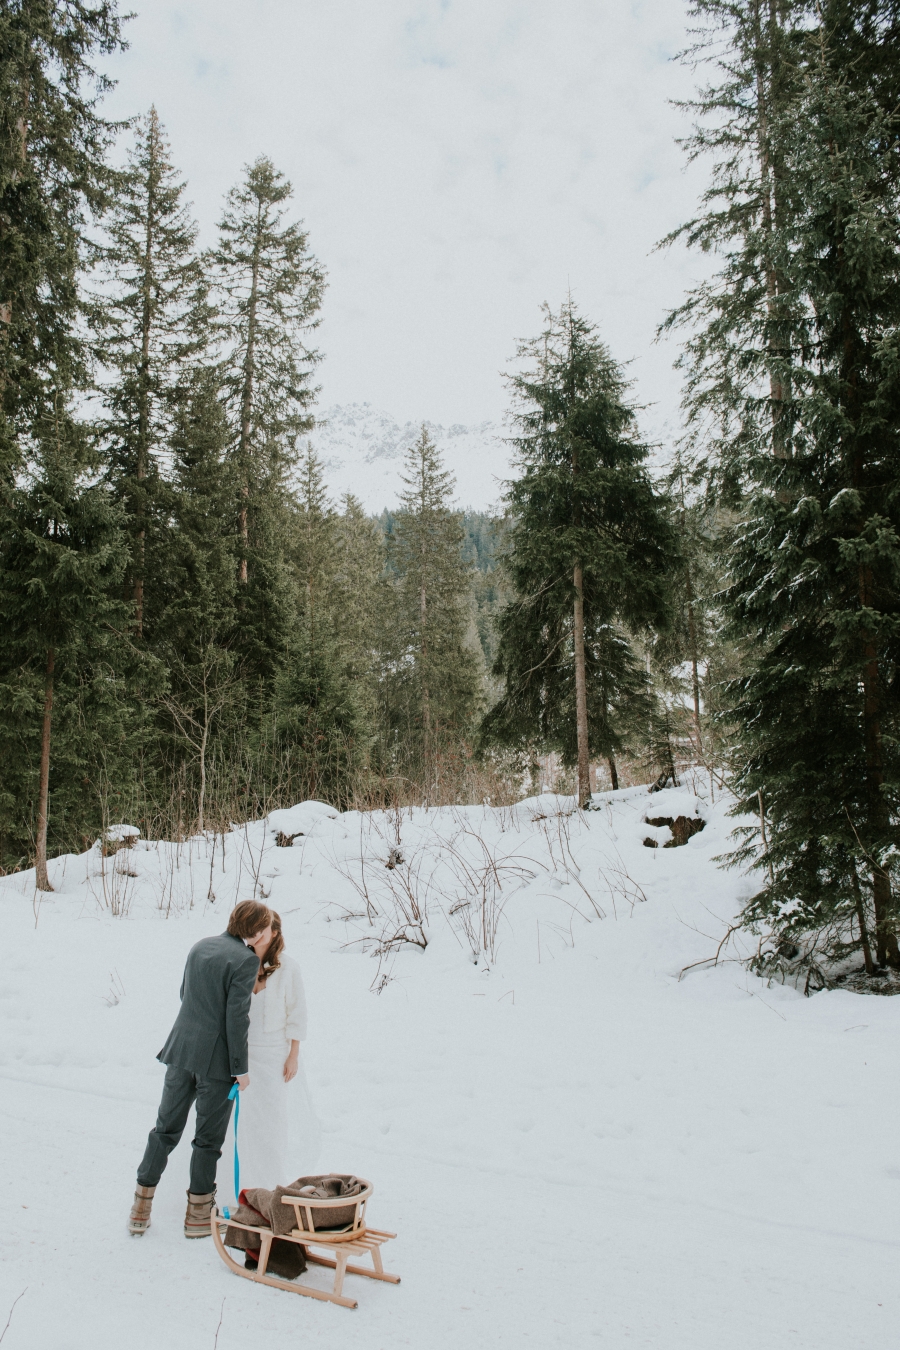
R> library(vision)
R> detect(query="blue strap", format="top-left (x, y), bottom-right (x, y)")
top-left (228, 1082), bottom-right (241, 1208)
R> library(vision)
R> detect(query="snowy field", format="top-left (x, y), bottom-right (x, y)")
top-left (1, 787), bottom-right (899, 1350)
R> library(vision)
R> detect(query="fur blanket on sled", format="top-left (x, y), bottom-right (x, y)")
top-left (225, 1175), bottom-right (366, 1281)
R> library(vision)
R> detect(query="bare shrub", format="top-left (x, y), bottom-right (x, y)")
top-left (435, 811), bottom-right (543, 963)
top-left (326, 813), bottom-right (435, 988)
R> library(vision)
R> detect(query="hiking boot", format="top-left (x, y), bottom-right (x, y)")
top-left (128, 1184), bottom-right (156, 1236)
top-left (184, 1190), bottom-right (215, 1238)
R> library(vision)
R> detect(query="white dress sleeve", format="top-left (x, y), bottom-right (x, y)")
top-left (283, 956), bottom-right (308, 1042)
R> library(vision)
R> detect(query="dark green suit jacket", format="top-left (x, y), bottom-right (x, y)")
top-left (157, 931), bottom-right (260, 1081)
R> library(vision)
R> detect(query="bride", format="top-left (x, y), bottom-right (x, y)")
top-left (228, 910), bottom-right (320, 1201)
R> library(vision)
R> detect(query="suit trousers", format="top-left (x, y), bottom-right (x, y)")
top-left (137, 1064), bottom-right (235, 1195)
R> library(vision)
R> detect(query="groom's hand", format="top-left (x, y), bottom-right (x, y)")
top-left (235, 1074), bottom-right (250, 1091)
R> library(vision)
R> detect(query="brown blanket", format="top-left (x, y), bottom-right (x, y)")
top-left (224, 1174), bottom-right (366, 1270)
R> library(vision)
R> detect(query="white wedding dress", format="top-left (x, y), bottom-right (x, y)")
top-left (223, 981), bottom-right (321, 1206)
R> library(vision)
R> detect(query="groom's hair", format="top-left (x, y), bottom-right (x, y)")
top-left (227, 900), bottom-right (272, 939)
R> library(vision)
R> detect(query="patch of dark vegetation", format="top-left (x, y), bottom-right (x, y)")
top-left (832, 968), bottom-right (900, 997)
top-left (642, 815), bottom-right (706, 849)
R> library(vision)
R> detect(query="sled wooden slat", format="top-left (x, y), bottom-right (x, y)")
top-left (211, 1187), bottom-right (400, 1311)
top-left (210, 1221), bottom-right (358, 1308)
top-left (306, 1252), bottom-right (401, 1284)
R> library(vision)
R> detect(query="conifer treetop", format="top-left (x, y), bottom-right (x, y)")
top-left (210, 155), bottom-right (326, 458)
top-left (398, 425), bottom-right (458, 516)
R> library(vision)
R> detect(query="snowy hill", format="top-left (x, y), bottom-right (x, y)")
top-left (308, 402), bottom-right (511, 511)
top-left (2, 786), bottom-right (899, 1348)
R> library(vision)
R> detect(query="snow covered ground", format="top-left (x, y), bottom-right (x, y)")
top-left (1, 786), bottom-right (899, 1350)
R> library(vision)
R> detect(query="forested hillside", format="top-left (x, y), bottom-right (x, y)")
top-left (2, 0), bottom-right (900, 992)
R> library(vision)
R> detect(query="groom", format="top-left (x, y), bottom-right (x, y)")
top-left (128, 900), bottom-right (271, 1239)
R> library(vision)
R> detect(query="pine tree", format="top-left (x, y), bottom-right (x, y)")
top-left (209, 157), bottom-right (325, 587)
top-left (385, 427), bottom-right (481, 782)
top-left (662, 0), bottom-right (808, 497)
top-left (93, 106), bottom-right (208, 635)
top-left (157, 369), bottom-right (238, 660)
top-left (669, 1), bottom-right (900, 973)
top-left (261, 448), bottom-right (364, 805)
top-left (650, 450), bottom-right (719, 766)
top-left (481, 300), bottom-right (673, 804)
top-left (0, 432), bottom-right (133, 885)
top-left (291, 444), bottom-right (336, 644)
top-left (463, 512), bottom-right (511, 672)
top-left (0, 2), bottom-right (137, 875)
top-left (0, 1), bottom-right (125, 475)
top-left (151, 369), bottom-right (239, 832)
top-left (273, 625), bottom-right (364, 807)
top-left (332, 492), bottom-right (389, 719)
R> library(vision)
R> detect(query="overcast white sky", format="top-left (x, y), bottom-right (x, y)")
top-left (101, 1), bottom-right (708, 439)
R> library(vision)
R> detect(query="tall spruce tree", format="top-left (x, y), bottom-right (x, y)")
top-left (0, 2), bottom-right (140, 877)
top-left (481, 300), bottom-right (673, 804)
top-left (291, 444), bottom-right (336, 646)
top-left (0, 434), bottom-right (132, 885)
top-left (332, 492), bottom-right (389, 722)
top-left (157, 369), bottom-right (238, 664)
top-left (385, 427), bottom-right (481, 782)
top-left (653, 449), bottom-right (718, 763)
top-left (273, 449), bottom-right (363, 805)
top-left (669, 1), bottom-right (900, 974)
top-left (273, 625), bottom-right (364, 807)
top-left (209, 157), bottom-right (325, 587)
top-left (94, 106), bottom-right (208, 635)
top-left (150, 368), bottom-right (241, 832)
top-left (0, 0), bottom-right (124, 476)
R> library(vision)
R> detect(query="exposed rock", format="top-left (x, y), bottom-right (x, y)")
top-left (643, 815), bottom-right (706, 848)
top-left (100, 824), bottom-right (140, 857)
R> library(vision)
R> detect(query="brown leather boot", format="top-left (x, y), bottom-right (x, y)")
top-left (184, 1190), bottom-right (215, 1238)
top-left (128, 1184), bottom-right (156, 1236)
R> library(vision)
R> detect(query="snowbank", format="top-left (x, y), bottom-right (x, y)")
top-left (267, 800), bottom-right (339, 840)
top-left (1, 788), bottom-right (898, 1349)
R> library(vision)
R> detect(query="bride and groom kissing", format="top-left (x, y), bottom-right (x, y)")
top-left (128, 899), bottom-right (315, 1238)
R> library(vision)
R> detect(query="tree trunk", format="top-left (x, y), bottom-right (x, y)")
top-left (572, 562), bottom-right (591, 807)
top-left (860, 616), bottom-right (899, 967)
top-left (607, 754), bottom-right (618, 792)
top-left (198, 716), bottom-right (208, 836)
top-left (237, 202), bottom-right (263, 586)
top-left (753, 0), bottom-right (789, 459)
top-left (133, 116), bottom-right (158, 635)
top-left (0, 86), bottom-right (29, 386)
top-left (238, 492), bottom-right (249, 585)
top-left (685, 585), bottom-right (702, 752)
top-left (758, 788), bottom-right (774, 886)
top-left (34, 648), bottom-right (55, 892)
top-left (420, 574), bottom-right (431, 771)
top-left (850, 862), bottom-right (875, 977)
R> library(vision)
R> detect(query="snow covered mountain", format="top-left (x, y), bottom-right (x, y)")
top-left (308, 403), bottom-right (511, 512)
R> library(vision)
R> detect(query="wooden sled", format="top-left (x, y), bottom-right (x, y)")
top-left (211, 1179), bottom-right (400, 1310)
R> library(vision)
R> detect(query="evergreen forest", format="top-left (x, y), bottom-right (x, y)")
top-left (3, 0), bottom-right (900, 989)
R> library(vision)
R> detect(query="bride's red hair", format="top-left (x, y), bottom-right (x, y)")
top-left (260, 910), bottom-right (284, 978)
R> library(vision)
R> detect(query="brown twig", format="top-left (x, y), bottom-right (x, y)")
top-left (212, 1297), bottom-right (225, 1349)
top-left (678, 921), bottom-right (743, 981)
top-left (0, 1290), bottom-right (26, 1345)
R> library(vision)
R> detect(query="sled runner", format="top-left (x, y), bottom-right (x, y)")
top-left (211, 1180), bottom-right (400, 1310)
